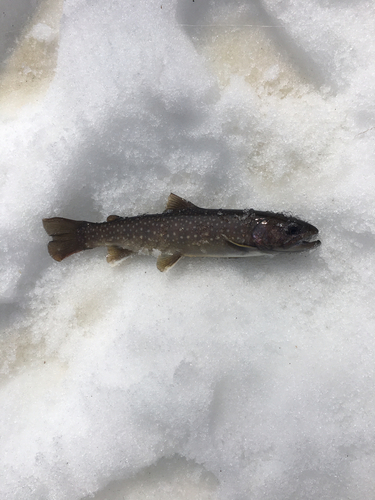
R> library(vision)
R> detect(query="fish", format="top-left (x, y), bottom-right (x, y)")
top-left (42, 193), bottom-right (321, 272)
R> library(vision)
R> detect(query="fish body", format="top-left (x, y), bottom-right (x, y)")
top-left (43, 193), bottom-right (321, 271)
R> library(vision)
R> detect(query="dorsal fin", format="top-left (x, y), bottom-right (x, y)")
top-left (107, 215), bottom-right (121, 222)
top-left (165, 193), bottom-right (200, 212)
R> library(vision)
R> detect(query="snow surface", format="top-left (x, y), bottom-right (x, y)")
top-left (1, 0), bottom-right (375, 499)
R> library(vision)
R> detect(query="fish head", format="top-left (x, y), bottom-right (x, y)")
top-left (251, 213), bottom-right (321, 252)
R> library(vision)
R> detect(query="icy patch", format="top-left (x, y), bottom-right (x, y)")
top-left (85, 456), bottom-right (219, 500)
top-left (0, 0), bottom-right (64, 116)
top-left (28, 23), bottom-right (55, 44)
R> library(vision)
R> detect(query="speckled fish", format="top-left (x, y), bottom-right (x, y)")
top-left (42, 193), bottom-right (321, 271)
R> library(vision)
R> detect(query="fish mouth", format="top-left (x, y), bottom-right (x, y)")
top-left (292, 238), bottom-right (321, 251)
top-left (274, 225), bottom-right (321, 252)
top-left (283, 234), bottom-right (321, 252)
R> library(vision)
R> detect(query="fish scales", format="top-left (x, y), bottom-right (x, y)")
top-left (81, 211), bottom-right (252, 255)
top-left (43, 193), bottom-right (321, 271)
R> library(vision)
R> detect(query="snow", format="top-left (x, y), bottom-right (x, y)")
top-left (1, 0), bottom-right (375, 499)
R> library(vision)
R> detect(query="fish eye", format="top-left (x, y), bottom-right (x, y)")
top-left (286, 222), bottom-right (300, 235)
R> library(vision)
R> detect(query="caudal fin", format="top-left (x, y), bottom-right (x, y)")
top-left (42, 217), bottom-right (87, 261)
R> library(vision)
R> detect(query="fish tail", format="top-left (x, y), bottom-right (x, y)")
top-left (42, 217), bottom-right (87, 261)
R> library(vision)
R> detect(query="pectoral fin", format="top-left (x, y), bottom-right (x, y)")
top-left (157, 253), bottom-right (182, 272)
top-left (223, 235), bottom-right (257, 251)
top-left (106, 246), bottom-right (133, 263)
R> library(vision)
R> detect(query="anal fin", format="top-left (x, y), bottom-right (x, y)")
top-left (157, 253), bottom-right (182, 272)
top-left (106, 246), bottom-right (133, 264)
top-left (107, 215), bottom-right (122, 222)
